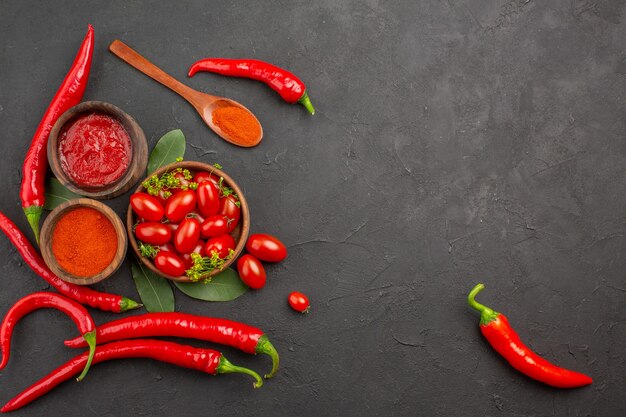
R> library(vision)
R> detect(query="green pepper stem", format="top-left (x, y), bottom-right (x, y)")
top-left (217, 356), bottom-right (263, 389)
top-left (119, 297), bottom-right (143, 312)
top-left (298, 91), bottom-right (315, 115)
top-left (255, 335), bottom-right (280, 379)
top-left (24, 206), bottom-right (43, 245)
top-left (76, 331), bottom-right (96, 381)
top-left (467, 283), bottom-right (500, 326)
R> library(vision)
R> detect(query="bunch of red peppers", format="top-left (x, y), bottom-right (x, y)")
top-left (0, 295), bottom-right (279, 411)
top-left (0, 25), bottom-right (284, 412)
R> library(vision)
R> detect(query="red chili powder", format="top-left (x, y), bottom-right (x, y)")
top-left (212, 106), bottom-right (261, 146)
top-left (51, 207), bottom-right (118, 277)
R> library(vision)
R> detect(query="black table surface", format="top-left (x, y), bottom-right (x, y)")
top-left (1, 1), bottom-right (624, 416)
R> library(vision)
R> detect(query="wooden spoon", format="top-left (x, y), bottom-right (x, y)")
top-left (109, 40), bottom-right (262, 147)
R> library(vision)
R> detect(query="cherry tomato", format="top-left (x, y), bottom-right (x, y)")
top-left (165, 190), bottom-right (196, 222)
top-left (165, 222), bottom-right (179, 242)
top-left (237, 254), bottom-right (266, 289)
top-left (154, 251), bottom-right (186, 276)
top-left (175, 218), bottom-right (201, 254)
top-left (194, 171), bottom-right (219, 186)
top-left (187, 210), bottom-right (205, 224)
top-left (218, 195), bottom-right (241, 232)
top-left (167, 171), bottom-right (192, 196)
top-left (200, 215), bottom-right (231, 238)
top-left (174, 171), bottom-right (191, 187)
top-left (130, 193), bottom-right (164, 222)
top-left (246, 234), bottom-right (287, 262)
top-left (158, 242), bottom-right (177, 253)
top-left (204, 234), bottom-right (236, 258)
top-left (288, 292), bottom-right (310, 313)
top-left (180, 241), bottom-right (205, 269)
top-left (155, 189), bottom-right (170, 207)
top-left (197, 181), bottom-right (220, 217)
top-left (135, 222), bottom-right (172, 245)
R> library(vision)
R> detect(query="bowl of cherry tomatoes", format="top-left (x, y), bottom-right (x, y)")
top-left (127, 161), bottom-right (249, 282)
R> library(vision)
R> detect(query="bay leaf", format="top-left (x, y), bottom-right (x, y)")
top-left (43, 177), bottom-right (82, 210)
top-left (147, 129), bottom-right (186, 175)
top-left (174, 268), bottom-right (247, 302)
top-left (131, 261), bottom-right (175, 312)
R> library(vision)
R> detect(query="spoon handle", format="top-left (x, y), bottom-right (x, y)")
top-left (109, 40), bottom-right (203, 103)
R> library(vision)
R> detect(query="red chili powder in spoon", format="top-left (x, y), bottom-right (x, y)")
top-left (51, 207), bottom-right (118, 277)
top-left (212, 106), bottom-right (261, 146)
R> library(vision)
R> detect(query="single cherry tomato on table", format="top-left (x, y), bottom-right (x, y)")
top-left (130, 193), bottom-right (164, 222)
top-left (197, 181), bottom-right (220, 217)
top-left (204, 234), bottom-right (236, 258)
top-left (154, 251), bottom-right (186, 276)
top-left (174, 218), bottom-right (201, 254)
top-left (135, 222), bottom-right (172, 245)
top-left (237, 254), bottom-right (266, 289)
top-left (200, 215), bottom-right (231, 238)
top-left (218, 195), bottom-right (241, 232)
top-left (288, 292), bottom-right (310, 313)
top-left (165, 190), bottom-right (196, 222)
top-left (246, 234), bottom-right (287, 262)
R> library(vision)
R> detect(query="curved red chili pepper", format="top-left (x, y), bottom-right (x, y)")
top-left (1, 339), bottom-right (262, 412)
top-left (0, 211), bottom-right (141, 313)
top-left (468, 284), bottom-right (593, 388)
top-left (188, 58), bottom-right (315, 115)
top-left (20, 25), bottom-right (94, 243)
top-left (0, 292), bottom-right (96, 382)
top-left (63, 312), bottom-right (280, 378)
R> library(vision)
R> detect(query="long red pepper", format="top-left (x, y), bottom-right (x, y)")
top-left (63, 312), bottom-right (280, 378)
top-left (0, 211), bottom-right (140, 313)
top-left (1, 339), bottom-right (262, 412)
top-left (0, 292), bottom-right (96, 382)
top-left (188, 58), bottom-right (315, 115)
top-left (20, 25), bottom-right (94, 243)
top-left (468, 284), bottom-right (593, 388)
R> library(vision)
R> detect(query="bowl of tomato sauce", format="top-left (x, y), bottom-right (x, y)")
top-left (47, 101), bottom-right (148, 199)
top-left (126, 161), bottom-right (250, 283)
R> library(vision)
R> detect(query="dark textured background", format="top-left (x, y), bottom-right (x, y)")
top-left (0, 1), bottom-right (625, 416)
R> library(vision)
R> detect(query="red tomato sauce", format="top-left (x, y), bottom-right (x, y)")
top-left (58, 113), bottom-right (131, 187)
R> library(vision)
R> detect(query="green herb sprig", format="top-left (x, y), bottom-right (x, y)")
top-left (185, 250), bottom-right (235, 283)
top-left (142, 168), bottom-right (198, 198)
top-left (139, 242), bottom-right (160, 259)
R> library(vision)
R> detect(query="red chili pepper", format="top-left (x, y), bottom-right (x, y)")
top-left (468, 284), bottom-right (593, 388)
top-left (1, 339), bottom-right (262, 412)
top-left (188, 58), bottom-right (315, 115)
top-left (0, 292), bottom-right (96, 382)
top-left (20, 25), bottom-right (95, 243)
top-left (0, 211), bottom-right (140, 313)
top-left (63, 312), bottom-right (280, 378)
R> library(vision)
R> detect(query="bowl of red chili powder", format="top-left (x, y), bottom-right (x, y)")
top-left (39, 198), bottom-right (127, 285)
top-left (47, 101), bottom-right (148, 199)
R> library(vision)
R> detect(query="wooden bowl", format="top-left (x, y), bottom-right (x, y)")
top-left (47, 101), bottom-right (148, 199)
top-left (127, 161), bottom-right (250, 282)
top-left (40, 198), bottom-right (127, 285)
